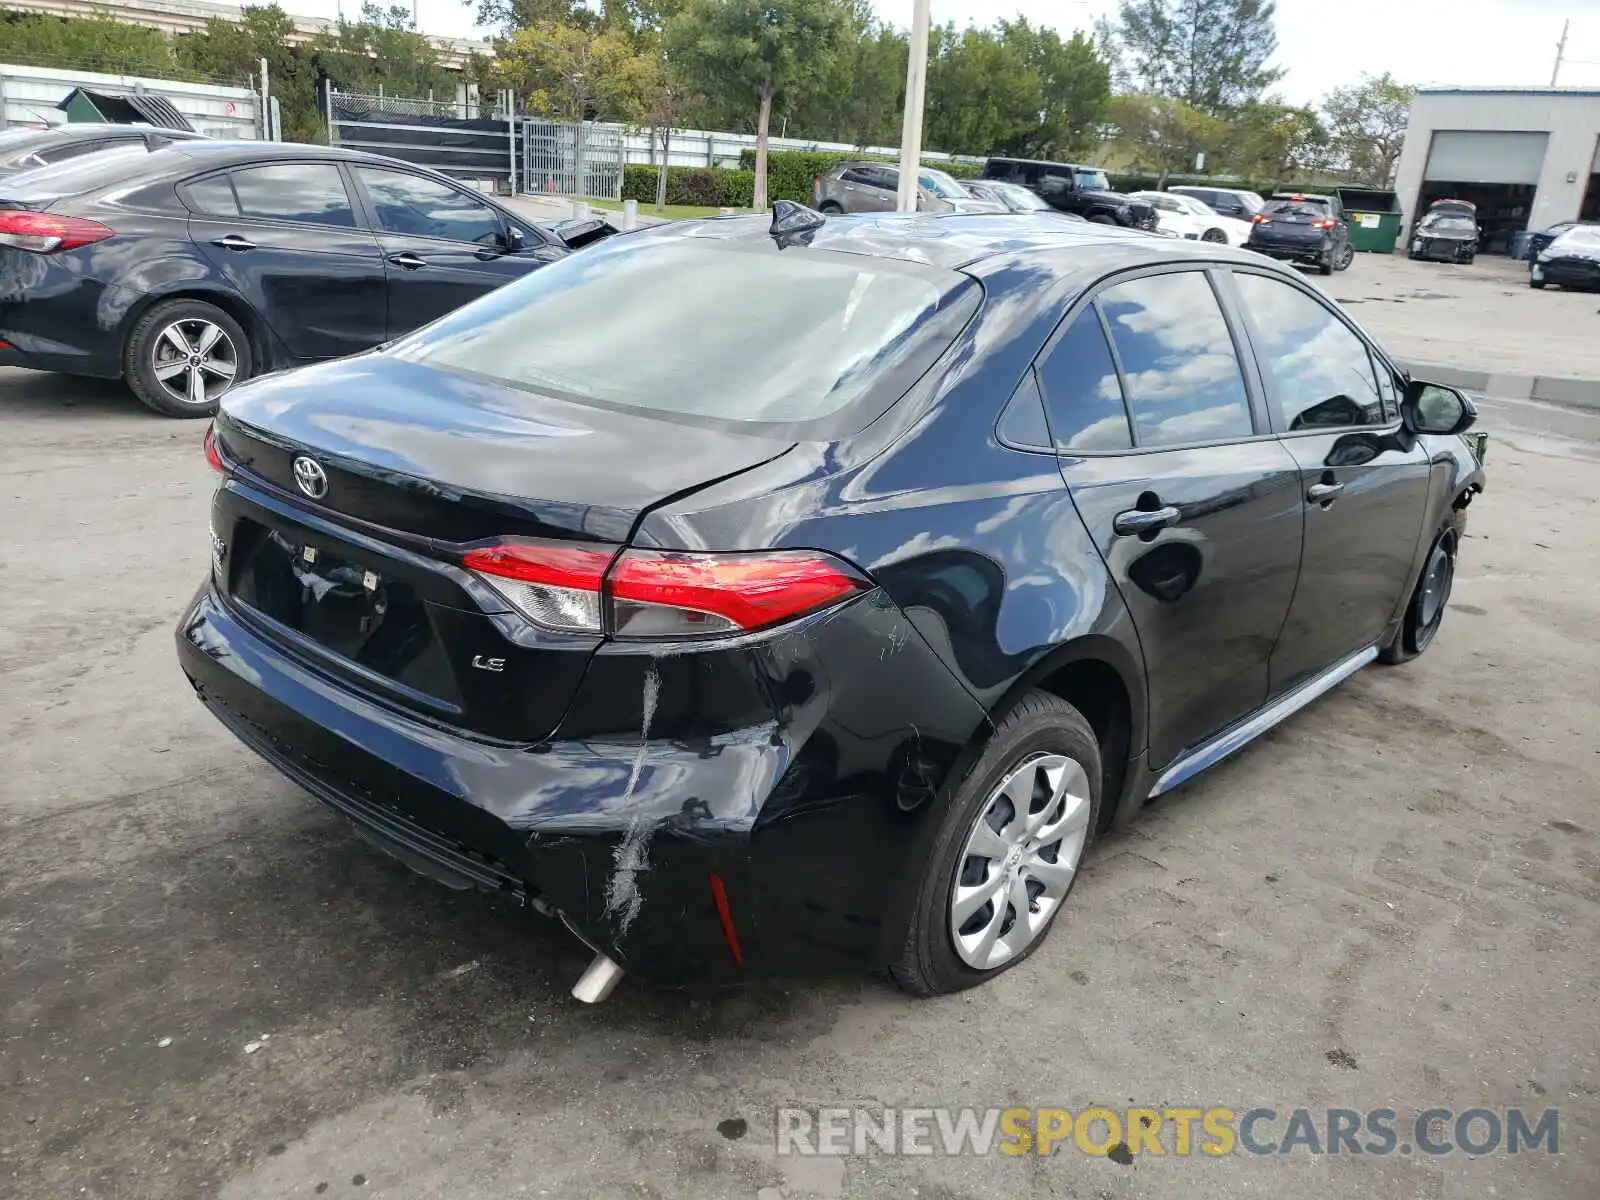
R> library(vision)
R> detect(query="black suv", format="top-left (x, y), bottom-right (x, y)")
top-left (981, 157), bottom-right (1157, 230)
top-left (1247, 193), bottom-right (1353, 275)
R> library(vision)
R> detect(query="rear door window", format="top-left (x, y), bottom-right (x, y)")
top-left (1035, 308), bottom-right (1132, 452)
top-left (354, 167), bottom-right (506, 245)
top-left (184, 173), bottom-right (240, 216)
top-left (228, 163), bottom-right (357, 228)
top-left (1097, 272), bottom-right (1255, 447)
top-left (1232, 273), bottom-right (1386, 430)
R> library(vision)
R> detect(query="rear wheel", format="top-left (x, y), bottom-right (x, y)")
top-left (1089, 213), bottom-right (1116, 225)
top-left (1529, 276), bottom-right (1545, 289)
top-left (1336, 243), bottom-right (1355, 270)
top-left (818, 201), bottom-right (843, 214)
top-left (124, 298), bottom-right (251, 418)
top-left (890, 691), bottom-right (1100, 997)
top-left (1380, 531), bottom-right (1455, 664)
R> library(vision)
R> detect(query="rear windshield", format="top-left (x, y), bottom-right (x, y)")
top-left (1424, 215), bottom-right (1476, 233)
top-left (390, 237), bottom-right (976, 427)
top-left (0, 143), bottom-right (150, 200)
top-left (1266, 197), bottom-right (1330, 216)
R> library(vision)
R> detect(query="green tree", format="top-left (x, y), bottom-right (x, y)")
top-left (177, 5), bottom-right (321, 139)
top-left (667, 0), bottom-right (852, 210)
top-left (999, 20), bottom-right (1111, 159)
top-left (1219, 101), bottom-right (1326, 181)
top-left (471, 0), bottom-right (597, 39)
top-left (1321, 72), bottom-right (1414, 186)
top-left (499, 21), bottom-right (660, 121)
top-left (925, 25), bottom-right (1043, 157)
top-left (1108, 93), bottom-right (1220, 181)
top-left (312, 3), bottom-right (457, 100)
top-left (1, 11), bottom-right (184, 78)
top-left (1098, 0), bottom-right (1282, 115)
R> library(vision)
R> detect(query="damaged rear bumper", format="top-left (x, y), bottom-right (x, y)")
top-left (176, 582), bottom-right (988, 983)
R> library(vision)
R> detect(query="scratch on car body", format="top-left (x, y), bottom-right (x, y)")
top-left (605, 666), bottom-right (661, 932)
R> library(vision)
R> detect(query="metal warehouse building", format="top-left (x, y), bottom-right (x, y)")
top-left (1393, 87), bottom-right (1600, 254)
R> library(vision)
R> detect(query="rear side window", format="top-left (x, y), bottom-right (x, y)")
top-left (1233, 273), bottom-right (1385, 430)
top-left (228, 163), bottom-right (356, 228)
top-left (392, 239), bottom-right (975, 429)
top-left (1097, 273), bottom-right (1254, 447)
top-left (1036, 309), bottom-right (1132, 452)
top-left (185, 173), bottom-right (239, 216)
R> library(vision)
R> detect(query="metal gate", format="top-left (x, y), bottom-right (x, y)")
top-left (522, 118), bottom-right (624, 201)
top-left (328, 88), bottom-right (514, 182)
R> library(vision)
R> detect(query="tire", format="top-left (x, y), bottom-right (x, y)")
top-left (1529, 277), bottom-right (1545, 289)
top-left (1201, 227), bottom-right (1227, 243)
top-left (889, 690), bottom-right (1101, 997)
top-left (1317, 250), bottom-right (1334, 276)
top-left (124, 298), bottom-right (252, 418)
top-left (1089, 213), bottom-right (1116, 225)
top-left (1379, 530), bottom-right (1455, 664)
top-left (818, 201), bottom-right (843, 214)
top-left (1336, 244), bottom-right (1355, 271)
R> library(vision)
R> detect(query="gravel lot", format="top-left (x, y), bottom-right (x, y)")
top-left (2, 368), bottom-right (1597, 1200)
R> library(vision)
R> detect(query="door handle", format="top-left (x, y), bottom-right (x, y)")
top-left (1307, 481), bottom-right (1346, 504)
top-left (1113, 505), bottom-right (1182, 536)
top-left (210, 234), bottom-right (256, 251)
top-left (387, 252), bottom-right (427, 270)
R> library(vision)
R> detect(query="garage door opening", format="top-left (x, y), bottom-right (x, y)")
top-left (1418, 182), bottom-right (1536, 253)
top-left (1420, 129), bottom-right (1548, 254)
top-left (1582, 136), bottom-right (1600, 222)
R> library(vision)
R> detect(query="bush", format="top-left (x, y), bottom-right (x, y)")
top-left (620, 164), bottom-right (755, 209)
top-left (737, 149), bottom-right (983, 202)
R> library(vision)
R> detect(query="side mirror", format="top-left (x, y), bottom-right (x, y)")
top-left (1402, 381), bottom-right (1478, 436)
top-left (502, 226), bottom-right (526, 252)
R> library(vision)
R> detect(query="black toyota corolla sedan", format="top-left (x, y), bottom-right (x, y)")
top-left (176, 207), bottom-right (1486, 1003)
top-left (0, 141), bottom-right (609, 417)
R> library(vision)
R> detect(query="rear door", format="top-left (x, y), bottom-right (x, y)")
top-left (1225, 269), bottom-right (1431, 693)
top-left (1039, 267), bottom-right (1304, 768)
top-left (348, 165), bottom-right (562, 337)
top-left (184, 161), bottom-right (387, 360)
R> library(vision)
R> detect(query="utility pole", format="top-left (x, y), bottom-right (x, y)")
top-left (895, 0), bottom-right (931, 213)
top-left (1551, 18), bottom-right (1569, 86)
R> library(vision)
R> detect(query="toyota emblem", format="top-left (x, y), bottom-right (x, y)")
top-left (292, 456), bottom-right (329, 500)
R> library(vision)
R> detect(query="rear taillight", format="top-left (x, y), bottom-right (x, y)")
top-left (0, 210), bottom-right (114, 253)
top-left (1252, 213), bottom-right (1268, 223)
top-left (463, 540), bottom-right (868, 639)
top-left (1313, 218), bottom-right (1336, 230)
top-left (203, 423), bottom-right (224, 473)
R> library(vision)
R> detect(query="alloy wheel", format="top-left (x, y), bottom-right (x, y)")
top-left (150, 319), bottom-right (239, 409)
top-left (949, 753), bottom-right (1092, 970)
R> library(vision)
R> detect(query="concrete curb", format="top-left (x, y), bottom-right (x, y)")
top-left (1397, 361), bottom-right (1600, 412)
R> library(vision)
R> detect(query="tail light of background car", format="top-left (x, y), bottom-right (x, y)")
top-left (0, 210), bottom-right (114, 253)
top-left (1313, 218), bottom-right (1337, 230)
top-left (462, 540), bottom-right (869, 640)
top-left (1252, 213), bottom-right (1269, 223)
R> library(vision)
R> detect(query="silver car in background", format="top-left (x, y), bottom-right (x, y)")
top-left (813, 162), bottom-right (1004, 215)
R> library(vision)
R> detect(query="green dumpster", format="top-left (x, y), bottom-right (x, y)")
top-left (1335, 187), bottom-right (1403, 253)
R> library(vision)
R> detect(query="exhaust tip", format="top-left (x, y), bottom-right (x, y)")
top-left (571, 952), bottom-right (625, 1004)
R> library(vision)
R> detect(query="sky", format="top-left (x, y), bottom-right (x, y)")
top-left (306, 0), bottom-right (1600, 107)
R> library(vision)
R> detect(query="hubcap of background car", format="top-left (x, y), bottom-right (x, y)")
top-left (1416, 541), bottom-right (1454, 635)
top-left (151, 319), bottom-right (238, 408)
top-left (949, 753), bottom-right (1091, 970)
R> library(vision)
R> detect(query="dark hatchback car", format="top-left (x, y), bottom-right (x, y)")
top-left (0, 140), bottom-right (606, 417)
top-left (1247, 193), bottom-right (1353, 275)
top-left (176, 208), bottom-right (1485, 1003)
top-left (0, 123), bottom-right (204, 179)
top-left (1408, 210), bottom-right (1478, 264)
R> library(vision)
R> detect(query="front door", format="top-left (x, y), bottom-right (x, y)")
top-left (348, 166), bottom-right (560, 338)
top-left (1225, 269), bottom-right (1432, 692)
top-left (184, 161), bottom-right (387, 360)
top-left (1037, 269), bottom-right (1304, 768)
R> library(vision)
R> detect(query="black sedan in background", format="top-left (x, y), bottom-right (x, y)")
top-left (0, 123), bottom-right (203, 179)
top-left (1408, 210), bottom-right (1478, 264)
top-left (177, 208), bottom-right (1485, 1003)
top-left (0, 141), bottom-right (604, 417)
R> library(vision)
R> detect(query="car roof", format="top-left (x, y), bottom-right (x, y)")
top-left (658, 210), bottom-right (1271, 277)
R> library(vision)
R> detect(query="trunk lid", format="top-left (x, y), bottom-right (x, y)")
top-left (213, 353), bottom-right (795, 741)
